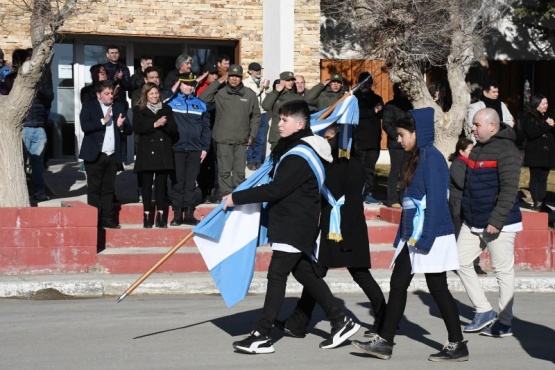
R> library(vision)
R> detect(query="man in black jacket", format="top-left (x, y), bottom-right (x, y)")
top-left (352, 72), bottom-right (384, 205)
top-left (79, 81), bottom-right (132, 229)
top-left (224, 100), bottom-right (360, 354)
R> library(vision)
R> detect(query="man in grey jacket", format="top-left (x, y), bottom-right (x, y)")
top-left (199, 64), bottom-right (261, 196)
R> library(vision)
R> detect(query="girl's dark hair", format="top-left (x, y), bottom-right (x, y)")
top-left (448, 136), bottom-right (473, 161)
top-left (137, 82), bottom-right (160, 109)
top-left (528, 93), bottom-right (546, 114)
top-left (396, 113), bottom-right (419, 189)
top-left (89, 64), bottom-right (106, 83)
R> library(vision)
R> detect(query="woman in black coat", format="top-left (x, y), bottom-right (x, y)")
top-left (523, 94), bottom-right (555, 210)
top-left (276, 125), bottom-right (386, 338)
top-left (133, 83), bottom-right (178, 227)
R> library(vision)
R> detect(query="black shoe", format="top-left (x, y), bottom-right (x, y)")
top-left (474, 265), bottom-right (487, 277)
top-left (101, 220), bottom-right (121, 229)
top-left (170, 207), bottom-right (183, 226)
top-left (319, 316), bottom-right (360, 349)
top-left (351, 335), bottom-right (393, 360)
top-left (233, 331), bottom-right (275, 354)
top-left (363, 329), bottom-right (378, 338)
top-left (274, 319), bottom-right (306, 338)
top-left (428, 341), bottom-right (469, 362)
top-left (155, 212), bottom-right (167, 228)
top-left (182, 207), bottom-right (199, 225)
top-left (246, 162), bottom-right (257, 171)
top-left (143, 213), bottom-right (153, 228)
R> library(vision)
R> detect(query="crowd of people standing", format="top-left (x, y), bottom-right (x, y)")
top-left (3, 44), bottom-right (550, 360)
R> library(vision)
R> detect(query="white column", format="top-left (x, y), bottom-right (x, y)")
top-left (263, 0), bottom-right (295, 82)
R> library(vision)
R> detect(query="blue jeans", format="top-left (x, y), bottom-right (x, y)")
top-left (247, 113), bottom-right (267, 164)
top-left (23, 126), bottom-right (47, 195)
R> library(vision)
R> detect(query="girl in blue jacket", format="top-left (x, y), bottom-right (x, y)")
top-left (352, 107), bottom-right (468, 362)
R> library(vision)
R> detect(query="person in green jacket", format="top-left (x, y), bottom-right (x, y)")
top-left (304, 72), bottom-right (348, 111)
top-left (199, 64), bottom-right (261, 197)
top-left (262, 71), bottom-right (304, 150)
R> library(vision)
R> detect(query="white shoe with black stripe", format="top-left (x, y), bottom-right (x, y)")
top-left (319, 316), bottom-right (361, 349)
top-left (233, 331), bottom-right (275, 354)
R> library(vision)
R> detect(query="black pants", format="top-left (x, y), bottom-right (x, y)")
top-left (170, 151), bottom-right (201, 209)
top-left (84, 153), bottom-right (117, 224)
top-left (256, 251), bottom-right (344, 337)
top-left (529, 166), bottom-right (550, 204)
top-left (379, 244), bottom-right (463, 343)
top-left (197, 138), bottom-right (218, 199)
top-left (352, 146), bottom-right (380, 196)
top-left (387, 148), bottom-right (406, 206)
top-left (139, 170), bottom-right (169, 212)
top-left (285, 267), bottom-right (386, 334)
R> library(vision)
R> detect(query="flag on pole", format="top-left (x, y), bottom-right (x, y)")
top-left (193, 93), bottom-right (360, 307)
top-left (192, 159), bottom-right (272, 307)
top-left (310, 94), bottom-right (359, 158)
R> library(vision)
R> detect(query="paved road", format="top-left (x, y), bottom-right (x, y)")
top-left (2, 292), bottom-right (554, 370)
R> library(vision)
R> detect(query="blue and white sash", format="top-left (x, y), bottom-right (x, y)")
top-left (274, 144), bottom-right (325, 191)
top-left (402, 195), bottom-right (426, 247)
top-left (321, 186), bottom-right (345, 242)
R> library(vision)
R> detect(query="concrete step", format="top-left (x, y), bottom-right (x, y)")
top-left (115, 203), bottom-right (384, 225)
top-left (94, 245), bottom-right (395, 274)
top-left (95, 203), bottom-right (401, 274)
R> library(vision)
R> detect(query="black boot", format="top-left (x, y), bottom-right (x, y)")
top-left (532, 201), bottom-right (541, 211)
top-left (428, 341), bottom-right (469, 362)
top-left (143, 212), bottom-right (153, 228)
top-left (170, 207), bottom-right (183, 226)
top-left (155, 211), bottom-right (168, 228)
top-left (183, 207), bottom-right (199, 225)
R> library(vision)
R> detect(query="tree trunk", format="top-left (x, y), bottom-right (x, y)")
top-left (0, 113), bottom-right (29, 207)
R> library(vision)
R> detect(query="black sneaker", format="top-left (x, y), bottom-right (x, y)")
top-left (428, 341), bottom-right (469, 362)
top-left (233, 331), bottom-right (275, 354)
top-left (351, 335), bottom-right (393, 360)
top-left (319, 316), bottom-right (360, 349)
top-left (274, 319), bottom-right (306, 338)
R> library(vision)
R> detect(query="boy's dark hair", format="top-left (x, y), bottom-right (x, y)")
top-left (12, 48), bottom-right (30, 68)
top-left (278, 100), bottom-right (310, 129)
top-left (95, 80), bottom-right (114, 94)
top-left (106, 45), bottom-right (119, 53)
top-left (358, 71), bottom-right (373, 85)
top-left (482, 80), bottom-right (499, 93)
top-left (140, 55), bottom-right (153, 61)
top-left (143, 66), bottom-right (159, 76)
top-left (217, 54), bottom-right (230, 63)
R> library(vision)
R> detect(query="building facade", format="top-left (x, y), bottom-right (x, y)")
top-left (1, 0), bottom-right (321, 159)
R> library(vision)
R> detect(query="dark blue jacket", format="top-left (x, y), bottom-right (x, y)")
top-left (166, 93), bottom-right (211, 152)
top-left (394, 107), bottom-right (454, 253)
top-left (78, 99), bottom-right (131, 163)
top-left (461, 124), bottom-right (522, 229)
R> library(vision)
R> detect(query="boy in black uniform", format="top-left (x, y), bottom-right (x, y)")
top-left (223, 100), bottom-right (360, 354)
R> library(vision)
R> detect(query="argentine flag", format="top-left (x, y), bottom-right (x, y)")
top-left (193, 93), bottom-right (360, 307)
top-left (192, 159), bottom-right (272, 307)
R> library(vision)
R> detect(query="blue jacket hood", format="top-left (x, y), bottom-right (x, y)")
top-left (409, 107), bottom-right (435, 149)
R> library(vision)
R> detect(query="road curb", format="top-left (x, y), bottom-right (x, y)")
top-left (1, 271), bottom-right (555, 299)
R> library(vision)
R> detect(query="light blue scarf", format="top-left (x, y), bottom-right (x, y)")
top-left (321, 186), bottom-right (345, 242)
top-left (274, 144), bottom-right (325, 190)
top-left (402, 195), bottom-right (426, 247)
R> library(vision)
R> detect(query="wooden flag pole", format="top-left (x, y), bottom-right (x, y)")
top-left (116, 231), bottom-right (195, 303)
